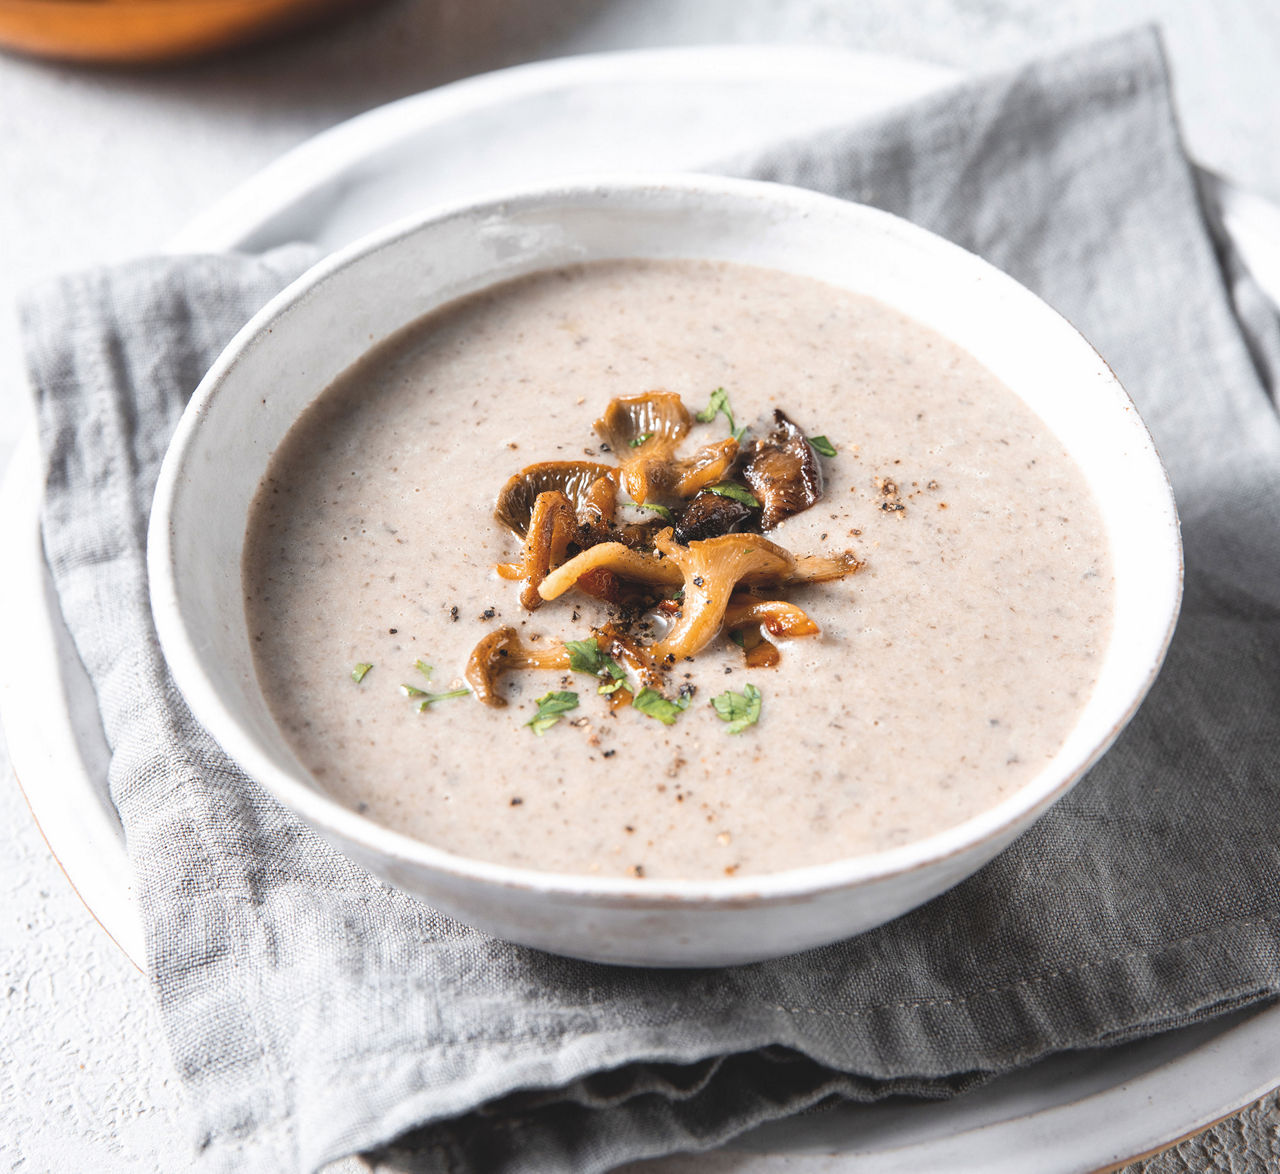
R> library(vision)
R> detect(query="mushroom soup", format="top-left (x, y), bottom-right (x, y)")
top-left (243, 258), bottom-right (1114, 880)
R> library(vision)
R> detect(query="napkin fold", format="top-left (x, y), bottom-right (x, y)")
top-left (22, 27), bottom-right (1280, 1174)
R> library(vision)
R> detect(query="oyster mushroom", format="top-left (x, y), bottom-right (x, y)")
top-left (646, 530), bottom-right (797, 663)
top-left (594, 391), bottom-right (691, 457)
top-left (673, 489), bottom-right (756, 544)
top-left (791, 550), bottom-right (864, 582)
top-left (743, 410), bottom-right (824, 529)
top-left (513, 491), bottom-right (578, 610)
top-left (669, 438), bottom-right (740, 499)
top-left (595, 392), bottom-right (738, 503)
top-left (538, 542), bottom-right (684, 602)
top-left (494, 461), bottom-right (618, 537)
top-left (723, 596), bottom-right (821, 640)
top-left (465, 627), bottom-right (570, 707)
top-left (722, 598), bottom-right (821, 669)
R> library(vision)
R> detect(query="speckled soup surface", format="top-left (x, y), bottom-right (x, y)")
top-left (242, 258), bottom-right (1114, 880)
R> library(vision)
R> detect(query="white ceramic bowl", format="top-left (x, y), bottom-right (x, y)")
top-left (149, 175), bottom-right (1181, 967)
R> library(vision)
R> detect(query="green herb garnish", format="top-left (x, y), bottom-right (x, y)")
top-left (696, 386), bottom-right (735, 432)
top-left (400, 684), bottom-right (426, 698)
top-left (634, 501), bottom-right (673, 521)
top-left (629, 432), bottom-right (654, 448)
top-left (695, 387), bottom-right (750, 441)
top-left (729, 630), bottom-right (746, 648)
top-left (351, 663), bottom-right (373, 684)
top-left (809, 435), bottom-right (837, 457)
top-left (565, 638), bottom-right (621, 677)
top-left (417, 687), bottom-right (470, 711)
top-left (632, 687), bottom-right (687, 726)
top-left (526, 690), bottom-right (579, 735)
top-left (706, 482), bottom-right (760, 508)
top-left (566, 637), bottom-right (629, 694)
top-left (711, 683), bottom-right (762, 734)
top-left (413, 659), bottom-right (434, 679)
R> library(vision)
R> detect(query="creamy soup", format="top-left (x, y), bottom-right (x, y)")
top-left (243, 259), bottom-right (1113, 880)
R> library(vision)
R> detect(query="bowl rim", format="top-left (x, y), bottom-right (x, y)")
top-left (148, 171), bottom-right (1183, 908)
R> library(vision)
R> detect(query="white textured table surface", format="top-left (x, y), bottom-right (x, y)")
top-left (3, 3), bottom-right (1279, 1170)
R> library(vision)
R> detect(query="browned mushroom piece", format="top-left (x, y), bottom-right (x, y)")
top-left (673, 490), bottom-right (756, 545)
top-left (739, 628), bottom-right (781, 668)
top-left (790, 550), bottom-right (864, 583)
top-left (594, 391), bottom-right (691, 456)
top-left (494, 461), bottom-right (618, 537)
top-left (723, 596), bottom-right (821, 639)
top-left (570, 566), bottom-right (624, 605)
top-left (515, 491), bottom-right (578, 610)
top-left (465, 627), bottom-right (571, 707)
top-left (743, 409), bottom-right (824, 529)
top-left (594, 391), bottom-right (743, 506)
top-left (670, 437), bottom-right (740, 498)
top-left (538, 541), bottom-right (684, 602)
top-left (724, 599), bottom-right (821, 668)
top-left (646, 530), bottom-right (797, 663)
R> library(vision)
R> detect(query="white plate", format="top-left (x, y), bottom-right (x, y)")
top-left (6, 44), bottom-right (1280, 1173)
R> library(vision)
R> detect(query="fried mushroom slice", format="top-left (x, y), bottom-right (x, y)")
top-left (538, 542), bottom-right (684, 601)
top-left (790, 550), bottom-right (864, 583)
top-left (647, 530), bottom-right (797, 664)
top-left (743, 410), bottom-right (824, 529)
top-left (594, 391), bottom-right (739, 504)
top-left (673, 489), bottom-right (755, 544)
top-left (513, 491), bottom-right (579, 610)
top-left (723, 596), bottom-right (821, 640)
top-left (465, 627), bottom-right (571, 707)
top-left (594, 391), bottom-right (691, 457)
top-left (724, 597), bottom-right (821, 670)
top-left (494, 461), bottom-right (617, 537)
top-left (669, 437), bottom-right (740, 499)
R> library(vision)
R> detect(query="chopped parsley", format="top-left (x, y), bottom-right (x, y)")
top-left (566, 637), bottom-right (631, 696)
top-left (706, 481), bottom-right (760, 508)
top-left (632, 686), bottom-right (690, 726)
top-left (350, 663), bottom-right (373, 684)
top-left (416, 687), bottom-right (470, 712)
top-left (629, 432), bottom-right (654, 448)
top-left (729, 630), bottom-right (746, 648)
top-left (398, 661), bottom-right (467, 709)
top-left (526, 690), bottom-right (579, 735)
top-left (634, 501), bottom-right (673, 521)
top-left (565, 638), bottom-right (620, 677)
top-left (711, 683), bottom-right (763, 734)
top-left (809, 435), bottom-right (837, 457)
top-left (695, 386), bottom-right (748, 442)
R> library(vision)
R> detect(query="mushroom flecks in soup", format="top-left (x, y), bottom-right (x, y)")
top-left (243, 259), bottom-right (1114, 880)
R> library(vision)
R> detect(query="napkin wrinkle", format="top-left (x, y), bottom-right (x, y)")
top-left (1194, 168), bottom-right (1280, 409)
top-left (23, 28), bottom-right (1280, 1174)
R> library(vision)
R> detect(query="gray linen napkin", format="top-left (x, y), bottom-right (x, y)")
top-left (22, 27), bottom-right (1280, 1174)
